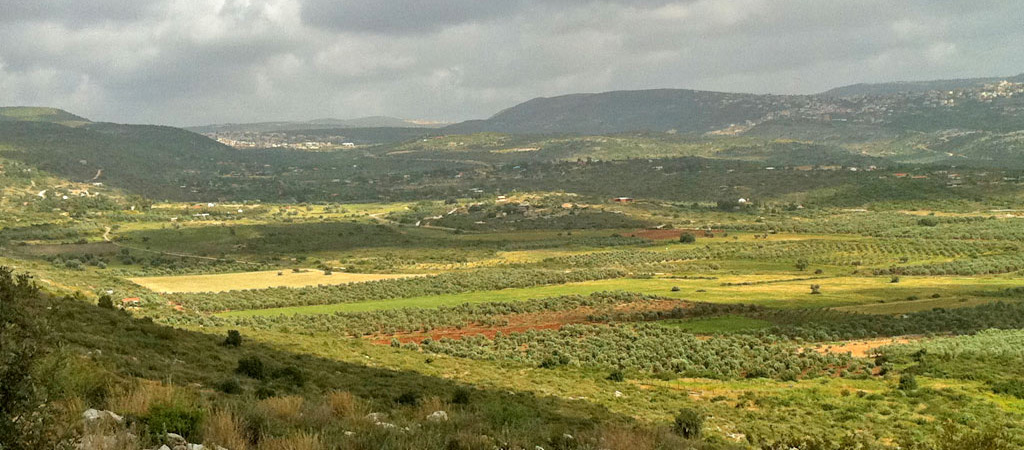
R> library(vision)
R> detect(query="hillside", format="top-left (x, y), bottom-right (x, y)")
top-left (445, 76), bottom-right (1024, 136)
top-left (445, 89), bottom-right (778, 135)
top-left (0, 120), bottom-right (239, 199)
top-left (820, 73), bottom-right (1024, 97)
top-left (0, 106), bottom-right (91, 126)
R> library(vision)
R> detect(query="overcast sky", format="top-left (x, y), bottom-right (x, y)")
top-left (1, 0), bottom-right (1022, 126)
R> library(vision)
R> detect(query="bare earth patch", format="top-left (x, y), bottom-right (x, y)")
top-left (810, 337), bottom-right (919, 358)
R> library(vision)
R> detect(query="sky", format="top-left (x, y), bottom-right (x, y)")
top-left (1, 0), bottom-right (1022, 126)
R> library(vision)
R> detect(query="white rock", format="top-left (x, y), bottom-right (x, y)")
top-left (365, 412), bottom-right (386, 423)
top-left (426, 410), bottom-right (449, 422)
top-left (187, 444), bottom-right (206, 450)
top-left (165, 433), bottom-right (186, 445)
top-left (104, 410), bottom-right (124, 423)
top-left (82, 409), bottom-right (103, 421)
top-left (157, 446), bottom-right (172, 450)
top-left (344, 431), bottom-right (355, 436)
top-left (614, 391), bottom-right (623, 398)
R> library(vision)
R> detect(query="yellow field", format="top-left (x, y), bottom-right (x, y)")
top-left (130, 269), bottom-right (421, 293)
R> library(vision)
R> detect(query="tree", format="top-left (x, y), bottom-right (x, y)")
top-left (0, 267), bottom-right (62, 449)
top-left (97, 294), bottom-right (113, 309)
top-left (810, 284), bottom-right (822, 294)
top-left (898, 374), bottom-right (918, 391)
top-left (673, 408), bottom-right (704, 439)
top-left (679, 233), bottom-right (696, 243)
top-left (224, 330), bottom-right (242, 347)
top-left (795, 258), bottom-right (809, 271)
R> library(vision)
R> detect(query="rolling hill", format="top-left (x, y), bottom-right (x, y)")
top-left (445, 75), bottom-right (1024, 136)
top-left (0, 106), bottom-right (91, 126)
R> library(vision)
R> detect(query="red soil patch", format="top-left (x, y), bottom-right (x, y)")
top-left (369, 299), bottom-right (692, 344)
top-left (630, 228), bottom-right (723, 240)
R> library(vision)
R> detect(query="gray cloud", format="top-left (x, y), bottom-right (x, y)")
top-left (0, 0), bottom-right (1021, 126)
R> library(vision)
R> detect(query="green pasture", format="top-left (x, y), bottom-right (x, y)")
top-left (219, 273), bottom-right (1024, 318)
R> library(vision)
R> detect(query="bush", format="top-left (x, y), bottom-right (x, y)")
top-left (97, 294), bottom-right (114, 309)
top-left (273, 366), bottom-right (305, 387)
top-left (679, 233), bottom-right (696, 243)
top-left (146, 403), bottom-right (203, 442)
top-left (992, 380), bottom-right (1024, 399)
top-left (395, 391), bottom-right (420, 406)
top-left (898, 374), bottom-right (918, 391)
top-left (216, 378), bottom-right (243, 394)
top-left (918, 217), bottom-right (940, 227)
top-left (223, 330), bottom-right (242, 347)
top-left (235, 356), bottom-right (266, 380)
top-left (607, 370), bottom-right (625, 382)
top-left (451, 387), bottom-right (471, 405)
top-left (673, 408), bottom-right (703, 439)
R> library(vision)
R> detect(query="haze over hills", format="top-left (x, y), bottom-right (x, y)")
top-left (187, 116), bottom-right (448, 133)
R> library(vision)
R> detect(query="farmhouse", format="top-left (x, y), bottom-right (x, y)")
top-left (612, 197), bottom-right (634, 203)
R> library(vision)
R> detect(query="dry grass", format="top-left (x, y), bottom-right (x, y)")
top-left (258, 396), bottom-right (306, 422)
top-left (325, 391), bottom-right (364, 418)
top-left (106, 380), bottom-right (177, 416)
top-left (203, 409), bottom-right (250, 450)
top-left (417, 395), bottom-right (446, 418)
top-left (130, 270), bottom-right (422, 293)
top-left (258, 432), bottom-right (324, 450)
top-left (597, 426), bottom-right (659, 450)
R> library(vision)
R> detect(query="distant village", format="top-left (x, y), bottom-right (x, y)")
top-left (205, 131), bottom-right (357, 150)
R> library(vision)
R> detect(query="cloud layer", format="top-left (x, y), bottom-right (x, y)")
top-left (1, 0), bottom-right (1021, 126)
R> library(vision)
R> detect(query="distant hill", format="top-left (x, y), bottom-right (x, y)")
top-left (0, 107), bottom-right (91, 126)
top-left (0, 118), bottom-right (238, 199)
top-left (819, 74), bottom-right (1024, 97)
top-left (446, 74), bottom-right (1024, 136)
top-left (444, 89), bottom-right (778, 135)
top-left (188, 116), bottom-right (447, 133)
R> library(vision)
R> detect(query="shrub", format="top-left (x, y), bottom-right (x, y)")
top-left (992, 380), bottom-right (1024, 399)
top-left (235, 356), bottom-right (266, 380)
top-left (679, 233), bottom-right (696, 243)
top-left (918, 217), bottom-right (940, 227)
top-left (254, 385), bottom-right (277, 400)
top-left (670, 286), bottom-right (681, 292)
top-left (97, 294), bottom-right (114, 309)
top-left (223, 330), bottom-right (242, 347)
top-left (396, 391), bottom-right (420, 406)
top-left (795, 259), bottom-right (809, 271)
top-left (216, 378), bottom-right (243, 394)
top-left (451, 388), bottom-right (471, 405)
top-left (898, 374), bottom-right (918, 391)
top-left (273, 366), bottom-right (305, 387)
top-left (146, 403), bottom-right (203, 442)
top-left (607, 370), bottom-right (625, 382)
top-left (672, 408), bottom-right (703, 439)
